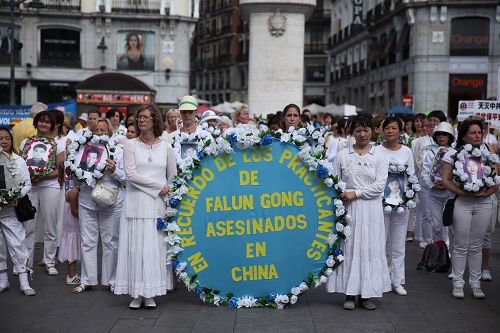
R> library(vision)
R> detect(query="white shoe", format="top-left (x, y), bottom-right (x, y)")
top-left (66, 274), bottom-right (81, 285)
top-left (452, 287), bottom-right (464, 299)
top-left (21, 287), bottom-right (36, 296)
top-left (144, 297), bottom-right (156, 309)
top-left (481, 270), bottom-right (492, 281)
top-left (46, 266), bottom-right (58, 276)
top-left (0, 282), bottom-right (10, 293)
top-left (129, 297), bottom-right (143, 309)
top-left (419, 241), bottom-right (427, 249)
top-left (392, 284), bottom-right (408, 296)
top-left (472, 288), bottom-right (485, 299)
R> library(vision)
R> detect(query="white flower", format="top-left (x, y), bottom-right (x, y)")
top-left (83, 130), bottom-right (93, 138)
top-left (78, 136), bottom-right (87, 144)
top-left (406, 190), bottom-right (414, 198)
top-left (275, 294), bottom-right (289, 304)
top-left (97, 162), bottom-right (106, 171)
top-left (290, 295), bottom-right (298, 304)
top-left (406, 200), bottom-right (416, 209)
top-left (280, 133), bottom-right (291, 142)
top-left (166, 222), bottom-right (181, 232)
top-left (165, 207), bottom-right (178, 217)
top-left (345, 214), bottom-right (352, 223)
top-left (460, 174), bottom-right (469, 182)
top-left (397, 164), bottom-right (406, 172)
top-left (408, 175), bottom-right (418, 183)
top-left (327, 233), bottom-right (338, 246)
top-left (336, 223), bottom-right (344, 232)
top-left (319, 275), bottom-right (328, 284)
top-left (318, 136), bottom-right (325, 145)
top-left (455, 161), bottom-right (463, 170)
top-left (495, 176), bottom-right (500, 184)
top-left (412, 184), bottom-right (421, 192)
top-left (324, 268), bottom-right (333, 276)
top-left (291, 287), bottom-right (301, 296)
top-left (299, 282), bottom-right (309, 292)
top-left (343, 226), bottom-right (351, 239)
top-left (483, 166), bottom-right (492, 176)
top-left (312, 131), bottom-right (321, 139)
top-left (336, 207), bottom-right (345, 216)
top-left (456, 152), bottom-right (465, 161)
top-left (485, 177), bottom-right (495, 186)
top-left (164, 234), bottom-right (181, 246)
top-left (396, 206), bottom-right (406, 215)
top-left (335, 181), bottom-right (346, 192)
top-left (237, 296), bottom-right (257, 308)
top-left (324, 178), bottom-right (334, 187)
top-left (326, 256), bottom-right (335, 267)
top-left (464, 183), bottom-right (473, 191)
top-left (472, 148), bottom-right (481, 157)
top-left (472, 184), bottom-right (480, 192)
top-left (213, 295), bottom-right (221, 306)
top-left (337, 254), bottom-right (344, 262)
top-left (384, 205), bottom-right (393, 213)
top-left (90, 135), bottom-right (100, 144)
top-left (464, 144), bottom-right (472, 151)
top-left (93, 170), bottom-right (103, 179)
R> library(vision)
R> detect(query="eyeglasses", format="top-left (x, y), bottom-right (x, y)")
top-left (136, 115), bottom-right (153, 121)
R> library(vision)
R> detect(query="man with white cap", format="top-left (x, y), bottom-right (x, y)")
top-left (12, 102), bottom-right (47, 154)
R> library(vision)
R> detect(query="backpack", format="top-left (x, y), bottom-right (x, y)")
top-left (416, 240), bottom-right (451, 273)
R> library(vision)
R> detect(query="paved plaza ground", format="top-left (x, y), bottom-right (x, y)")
top-left (1, 233), bottom-right (500, 333)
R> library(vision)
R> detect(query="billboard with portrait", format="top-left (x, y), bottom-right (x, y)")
top-left (117, 31), bottom-right (154, 70)
top-left (0, 23), bottom-right (21, 65)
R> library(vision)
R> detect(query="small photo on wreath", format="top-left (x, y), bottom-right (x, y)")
top-left (25, 142), bottom-right (51, 168)
top-left (22, 137), bottom-right (56, 176)
top-left (180, 142), bottom-right (198, 160)
top-left (78, 145), bottom-right (107, 175)
top-left (384, 173), bottom-right (406, 206)
top-left (463, 156), bottom-right (482, 183)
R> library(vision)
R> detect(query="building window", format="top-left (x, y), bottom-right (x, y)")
top-left (306, 65), bottom-right (326, 82)
top-left (450, 17), bottom-right (489, 56)
top-left (401, 75), bottom-right (409, 96)
top-left (39, 28), bottom-right (81, 68)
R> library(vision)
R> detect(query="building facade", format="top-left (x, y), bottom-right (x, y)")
top-left (327, 0), bottom-right (500, 118)
top-left (0, 0), bottom-right (199, 113)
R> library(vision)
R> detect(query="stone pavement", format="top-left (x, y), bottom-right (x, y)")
top-left (1, 234), bottom-right (500, 333)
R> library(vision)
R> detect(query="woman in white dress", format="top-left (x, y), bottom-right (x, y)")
top-left (114, 104), bottom-right (177, 309)
top-left (327, 114), bottom-right (391, 310)
top-left (376, 117), bottom-right (414, 296)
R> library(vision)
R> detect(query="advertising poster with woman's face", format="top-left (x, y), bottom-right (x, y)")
top-left (117, 31), bottom-right (154, 70)
top-left (463, 157), bottom-right (482, 182)
top-left (384, 174), bottom-right (405, 205)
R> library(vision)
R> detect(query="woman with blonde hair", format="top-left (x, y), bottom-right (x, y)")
top-left (233, 105), bottom-right (255, 128)
top-left (161, 108), bottom-right (180, 144)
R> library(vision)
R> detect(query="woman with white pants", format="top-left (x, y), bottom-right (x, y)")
top-left (73, 119), bottom-right (125, 293)
top-left (442, 117), bottom-right (498, 299)
top-left (376, 117), bottom-right (414, 296)
top-left (21, 111), bottom-right (65, 275)
top-left (0, 126), bottom-right (36, 295)
top-left (421, 122), bottom-right (455, 244)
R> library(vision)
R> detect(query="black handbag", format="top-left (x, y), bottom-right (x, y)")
top-left (442, 196), bottom-right (456, 227)
top-left (15, 195), bottom-right (36, 222)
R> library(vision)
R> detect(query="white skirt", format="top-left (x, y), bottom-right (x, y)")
top-left (326, 197), bottom-right (391, 298)
top-left (114, 211), bottom-right (174, 298)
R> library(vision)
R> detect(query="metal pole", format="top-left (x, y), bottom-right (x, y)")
top-left (9, 0), bottom-right (16, 104)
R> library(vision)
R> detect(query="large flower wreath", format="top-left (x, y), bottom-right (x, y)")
top-left (158, 124), bottom-right (350, 309)
top-left (449, 144), bottom-right (500, 192)
top-left (383, 160), bottom-right (420, 214)
top-left (21, 136), bottom-right (57, 177)
top-left (65, 129), bottom-right (118, 187)
top-left (0, 152), bottom-right (24, 209)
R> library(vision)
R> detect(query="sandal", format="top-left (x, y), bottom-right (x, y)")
top-left (73, 284), bottom-right (92, 294)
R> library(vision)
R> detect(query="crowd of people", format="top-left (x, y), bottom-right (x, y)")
top-left (0, 96), bottom-right (497, 311)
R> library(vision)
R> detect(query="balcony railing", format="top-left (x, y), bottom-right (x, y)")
top-left (112, 0), bottom-right (160, 14)
top-left (40, 0), bottom-right (81, 10)
top-left (305, 43), bottom-right (327, 54)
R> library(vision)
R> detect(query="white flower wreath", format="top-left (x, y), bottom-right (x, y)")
top-left (64, 129), bottom-right (119, 187)
top-left (0, 152), bottom-right (24, 209)
top-left (157, 125), bottom-right (349, 309)
top-left (383, 160), bottom-right (420, 214)
top-left (450, 144), bottom-right (500, 192)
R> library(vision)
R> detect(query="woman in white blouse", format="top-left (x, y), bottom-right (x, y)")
top-left (0, 127), bottom-right (35, 295)
top-left (73, 118), bottom-right (126, 294)
top-left (114, 104), bottom-right (177, 309)
top-left (376, 117), bottom-right (415, 297)
top-left (327, 115), bottom-right (391, 310)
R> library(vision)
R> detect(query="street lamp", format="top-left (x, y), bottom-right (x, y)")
top-left (3, 0), bottom-right (44, 105)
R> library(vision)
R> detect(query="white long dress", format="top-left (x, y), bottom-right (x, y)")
top-left (327, 145), bottom-right (392, 298)
top-left (114, 138), bottom-right (177, 298)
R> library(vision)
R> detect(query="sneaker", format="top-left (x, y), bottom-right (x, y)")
top-left (0, 282), bottom-right (10, 293)
top-left (129, 297), bottom-right (143, 310)
top-left (46, 267), bottom-right (58, 276)
top-left (21, 287), bottom-right (36, 296)
top-left (359, 298), bottom-right (377, 310)
top-left (343, 296), bottom-right (356, 310)
top-left (144, 297), bottom-right (156, 309)
top-left (66, 274), bottom-right (81, 285)
top-left (472, 288), bottom-right (485, 299)
top-left (419, 241), bottom-right (427, 249)
top-left (392, 284), bottom-right (408, 296)
top-left (452, 287), bottom-right (464, 299)
top-left (481, 270), bottom-right (492, 281)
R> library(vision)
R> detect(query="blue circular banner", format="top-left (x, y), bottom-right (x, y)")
top-left (174, 141), bottom-right (337, 299)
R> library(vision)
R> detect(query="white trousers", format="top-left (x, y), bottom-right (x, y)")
top-left (24, 187), bottom-right (61, 268)
top-left (0, 211), bottom-right (29, 273)
top-left (452, 196), bottom-right (492, 289)
top-left (429, 190), bottom-right (453, 243)
top-left (384, 209), bottom-right (409, 286)
top-left (78, 201), bottom-right (122, 286)
top-left (416, 187), bottom-right (433, 244)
